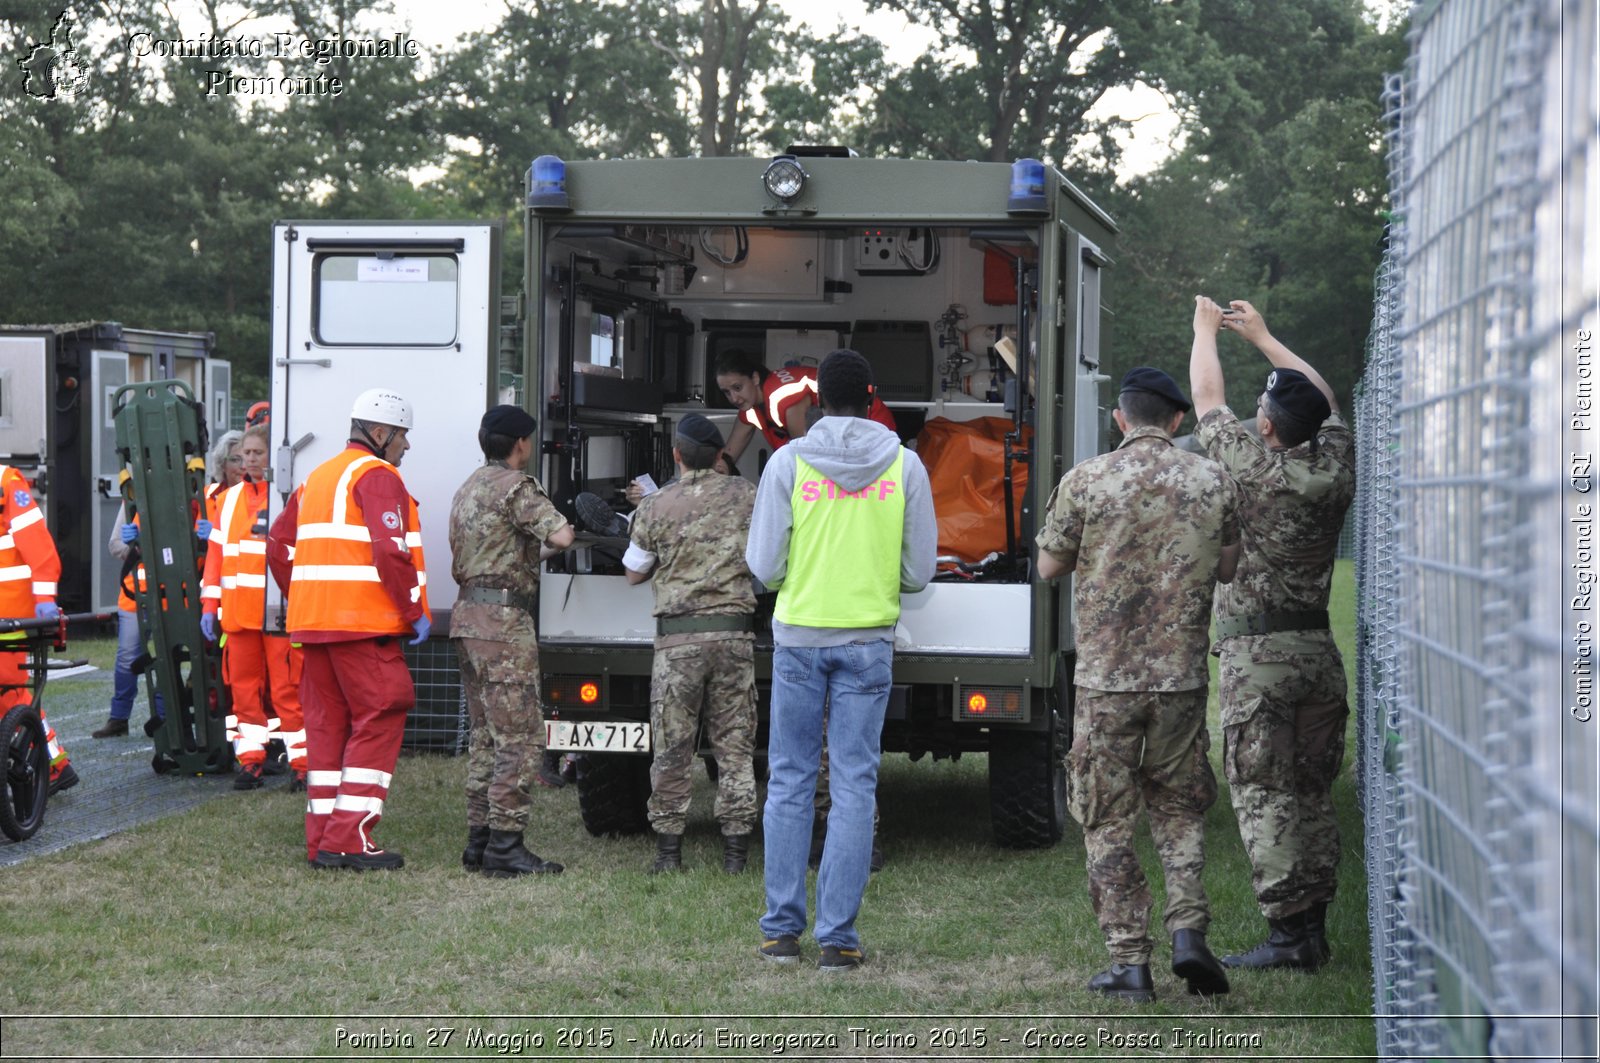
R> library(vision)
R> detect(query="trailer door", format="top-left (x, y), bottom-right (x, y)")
top-left (265, 222), bottom-right (500, 627)
top-left (91, 348), bottom-right (131, 612)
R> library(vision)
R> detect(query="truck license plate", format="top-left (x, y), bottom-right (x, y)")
top-left (545, 720), bottom-right (650, 753)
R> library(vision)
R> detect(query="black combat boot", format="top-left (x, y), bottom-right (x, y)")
top-left (722, 832), bottom-right (750, 874)
top-left (481, 830), bottom-right (564, 877)
top-left (1170, 929), bottom-right (1230, 996)
top-left (1221, 914), bottom-right (1324, 971)
top-left (650, 832), bottom-right (684, 874)
top-left (461, 825), bottom-right (490, 872)
top-left (1087, 963), bottom-right (1155, 1003)
top-left (1302, 902), bottom-right (1332, 965)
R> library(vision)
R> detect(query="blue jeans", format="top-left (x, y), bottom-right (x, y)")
top-left (760, 639), bottom-right (892, 950)
top-left (110, 608), bottom-right (164, 722)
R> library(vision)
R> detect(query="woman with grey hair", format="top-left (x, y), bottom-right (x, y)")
top-left (207, 429), bottom-right (245, 489)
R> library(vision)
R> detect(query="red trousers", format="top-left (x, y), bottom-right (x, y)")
top-left (298, 638), bottom-right (414, 860)
top-left (223, 630), bottom-right (305, 769)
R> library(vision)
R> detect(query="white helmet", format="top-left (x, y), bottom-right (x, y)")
top-left (350, 388), bottom-right (413, 430)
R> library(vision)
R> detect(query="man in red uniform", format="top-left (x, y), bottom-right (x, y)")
top-left (713, 349), bottom-right (897, 463)
top-left (204, 425), bottom-right (307, 792)
top-left (0, 464), bottom-right (75, 793)
top-left (268, 389), bottom-right (429, 871)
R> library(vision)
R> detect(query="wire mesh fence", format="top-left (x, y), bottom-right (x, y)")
top-left (1357, 0), bottom-right (1598, 1058)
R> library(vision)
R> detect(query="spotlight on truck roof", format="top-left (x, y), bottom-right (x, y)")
top-left (1007, 158), bottom-right (1048, 216)
top-left (528, 154), bottom-right (570, 212)
top-left (762, 154), bottom-right (808, 202)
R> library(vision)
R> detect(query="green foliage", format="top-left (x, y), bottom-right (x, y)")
top-left (1097, 0), bottom-right (1406, 411)
top-left (0, 0), bottom-right (1403, 413)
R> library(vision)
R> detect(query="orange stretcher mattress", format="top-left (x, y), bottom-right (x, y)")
top-left (915, 416), bottom-right (1032, 564)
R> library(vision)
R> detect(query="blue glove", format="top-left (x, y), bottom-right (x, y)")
top-left (196, 519), bottom-right (213, 542)
top-left (409, 616), bottom-right (431, 645)
top-left (34, 602), bottom-right (59, 621)
top-left (120, 523), bottom-right (139, 544)
top-left (200, 613), bottom-right (217, 642)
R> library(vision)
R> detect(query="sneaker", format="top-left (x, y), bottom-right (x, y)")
top-left (574, 492), bottom-right (630, 537)
top-left (233, 763), bottom-right (265, 791)
top-left (48, 764), bottom-right (80, 796)
top-left (91, 717), bottom-right (129, 739)
top-left (758, 935), bottom-right (801, 964)
top-left (311, 849), bottom-right (404, 871)
top-left (818, 944), bottom-right (865, 972)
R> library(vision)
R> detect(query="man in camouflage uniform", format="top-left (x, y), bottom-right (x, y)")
top-left (1037, 365), bottom-right (1239, 1003)
top-left (1190, 297), bottom-right (1356, 971)
top-left (449, 405), bottom-right (575, 878)
top-left (624, 413), bottom-right (759, 874)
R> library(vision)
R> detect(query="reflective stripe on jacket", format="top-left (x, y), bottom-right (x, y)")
top-left (285, 449), bottom-right (428, 637)
top-left (0, 465), bottom-right (60, 617)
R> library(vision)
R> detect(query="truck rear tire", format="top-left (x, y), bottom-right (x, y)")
top-left (575, 753), bottom-right (652, 837)
top-left (987, 705), bottom-right (1068, 849)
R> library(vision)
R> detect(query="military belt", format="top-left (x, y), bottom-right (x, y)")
top-left (460, 585), bottom-right (536, 613)
top-left (656, 614), bottom-right (753, 636)
top-left (1215, 609), bottom-right (1330, 640)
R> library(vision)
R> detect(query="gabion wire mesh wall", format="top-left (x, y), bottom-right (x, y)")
top-left (1358, 1), bottom-right (1598, 1058)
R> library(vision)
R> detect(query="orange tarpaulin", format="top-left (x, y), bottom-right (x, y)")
top-left (915, 416), bottom-right (1032, 563)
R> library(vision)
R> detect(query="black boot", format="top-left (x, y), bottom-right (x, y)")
top-left (1171, 929), bottom-right (1230, 996)
top-left (1302, 902), bottom-right (1332, 965)
top-left (481, 829), bottom-right (564, 877)
top-left (722, 832), bottom-right (750, 874)
top-left (91, 717), bottom-right (128, 739)
top-left (1087, 963), bottom-right (1155, 1003)
top-left (1222, 915), bottom-right (1324, 971)
top-left (461, 825), bottom-right (490, 872)
top-left (650, 832), bottom-right (684, 874)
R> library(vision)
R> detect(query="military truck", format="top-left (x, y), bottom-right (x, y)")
top-left (526, 151), bottom-right (1116, 848)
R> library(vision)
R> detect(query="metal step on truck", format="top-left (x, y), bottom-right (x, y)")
top-left (526, 150), bottom-right (1116, 848)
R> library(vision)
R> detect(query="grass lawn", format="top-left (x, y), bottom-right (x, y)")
top-left (0, 563), bottom-right (1374, 1058)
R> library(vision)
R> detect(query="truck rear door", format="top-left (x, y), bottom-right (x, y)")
top-left (265, 221), bottom-right (500, 625)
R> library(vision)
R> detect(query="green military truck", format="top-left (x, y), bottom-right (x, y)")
top-left (527, 151), bottom-right (1115, 848)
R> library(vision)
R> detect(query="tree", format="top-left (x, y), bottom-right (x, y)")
top-left (1100, 0), bottom-right (1407, 411)
top-left (862, 0), bottom-right (1148, 165)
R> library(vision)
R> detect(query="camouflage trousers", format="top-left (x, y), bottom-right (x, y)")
top-left (457, 637), bottom-right (545, 832)
top-left (1068, 686), bottom-right (1218, 965)
top-left (648, 634), bottom-right (758, 836)
top-left (1218, 630), bottom-right (1349, 919)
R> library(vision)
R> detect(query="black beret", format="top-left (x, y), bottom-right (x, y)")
top-left (1119, 366), bottom-right (1191, 412)
top-left (1264, 368), bottom-right (1331, 428)
top-left (480, 404), bottom-right (536, 439)
top-left (674, 412), bottom-right (725, 449)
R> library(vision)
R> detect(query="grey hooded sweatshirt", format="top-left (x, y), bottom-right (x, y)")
top-left (745, 413), bottom-right (937, 648)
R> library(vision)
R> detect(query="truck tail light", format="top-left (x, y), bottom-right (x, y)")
top-left (546, 676), bottom-right (603, 709)
top-left (958, 685), bottom-right (1025, 721)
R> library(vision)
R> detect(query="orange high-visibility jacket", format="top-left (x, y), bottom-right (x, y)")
top-left (202, 479), bottom-right (272, 633)
top-left (285, 449), bottom-right (428, 637)
top-left (0, 465), bottom-right (60, 619)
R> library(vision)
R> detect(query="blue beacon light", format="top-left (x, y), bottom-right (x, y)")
top-left (1007, 158), bottom-right (1048, 215)
top-left (528, 155), bottom-right (570, 211)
